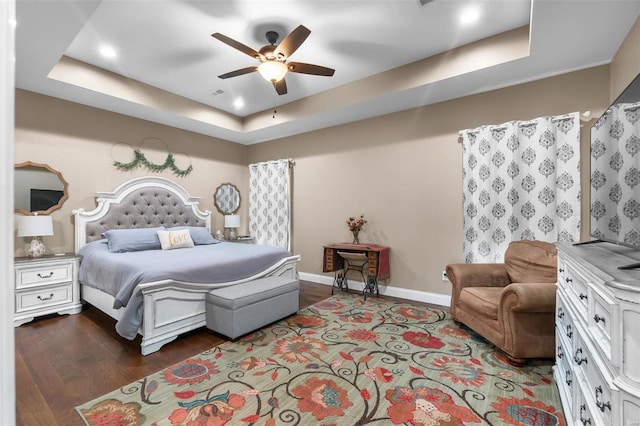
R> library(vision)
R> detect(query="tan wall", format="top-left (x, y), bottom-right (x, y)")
top-left (14, 89), bottom-right (247, 257)
top-left (610, 16), bottom-right (640, 101)
top-left (247, 66), bottom-right (611, 296)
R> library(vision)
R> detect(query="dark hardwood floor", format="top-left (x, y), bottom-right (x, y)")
top-left (14, 281), bottom-right (445, 425)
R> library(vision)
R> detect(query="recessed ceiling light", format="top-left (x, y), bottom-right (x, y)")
top-left (233, 98), bottom-right (244, 109)
top-left (459, 6), bottom-right (480, 25)
top-left (98, 44), bottom-right (117, 59)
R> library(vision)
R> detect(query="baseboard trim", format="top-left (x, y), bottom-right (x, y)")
top-left (298, 272), bottom-right (451, 308)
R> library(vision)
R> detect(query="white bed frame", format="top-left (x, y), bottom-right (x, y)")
top-left (73, 176), bottom-right (300, 355)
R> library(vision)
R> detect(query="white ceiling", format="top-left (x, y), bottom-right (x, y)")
top-left (15, 0), bottom-right (640, 144)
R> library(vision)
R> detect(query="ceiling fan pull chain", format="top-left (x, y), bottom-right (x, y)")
top-left (272, 90), bottom-right (277, 119)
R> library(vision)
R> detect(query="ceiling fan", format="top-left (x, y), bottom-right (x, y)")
top-left (211, 25), bottom-right (335, 95)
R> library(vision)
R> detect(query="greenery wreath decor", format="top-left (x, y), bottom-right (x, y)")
top-left (112, 138), bottom-right (193, 177)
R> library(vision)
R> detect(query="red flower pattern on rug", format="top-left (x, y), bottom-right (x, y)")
top-left (77, 293), bottom-right (565, 426)
top-left (292, 377), bottom-right (354, 420)
top-left (273, 335), bottom-right (328, 363)
top-left (162, 358), bottom-right (219, 387)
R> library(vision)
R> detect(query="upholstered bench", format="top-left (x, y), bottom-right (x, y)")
top-left (205, 276), bottom-right (300, 339)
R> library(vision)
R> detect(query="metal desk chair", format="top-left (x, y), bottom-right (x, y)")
top-left (333, 251), bottom-right (368, 294)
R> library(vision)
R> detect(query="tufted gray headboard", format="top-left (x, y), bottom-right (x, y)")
top-left (73, 177), bottom-right (212, 252)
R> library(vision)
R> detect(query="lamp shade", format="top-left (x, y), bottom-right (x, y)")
top-left (18, 214), bottom-right (54, 237)
top-left (224, 215), bottom-right (240, 228)
top-left (257, 61), bottom-right (288, 83)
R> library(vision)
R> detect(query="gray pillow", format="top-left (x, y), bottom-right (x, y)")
top-left (103, 227), bottom-right (165, 253)
top-left (168, 226), bottom-right (219, 245)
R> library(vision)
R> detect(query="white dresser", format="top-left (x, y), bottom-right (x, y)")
top-left (555, 242), bottom-right (640, 426)
top-left (14, 254), bottom-right (83, 326)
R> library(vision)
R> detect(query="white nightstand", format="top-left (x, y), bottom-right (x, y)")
top-left (13, 254), bottom-right (83, 326)
top-left (227, 236), bottom-right (254, 244)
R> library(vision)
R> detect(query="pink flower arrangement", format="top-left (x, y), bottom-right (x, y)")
top-left (346, 214), bottom-right (367, 232)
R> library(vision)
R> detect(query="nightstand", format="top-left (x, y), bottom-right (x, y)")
top-left (13, 254), bottom-right (82, 326)
top-left (227, 236), bottom-right (254, 244)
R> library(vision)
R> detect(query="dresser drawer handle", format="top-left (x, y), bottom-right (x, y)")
top-left (557, 308), bottom-right (565, 319)
top-left (574, 348), bottom-right (588, 365)
top-left (565, 370), bottom-right (572, 386)
top-left (559, 268), bottom-right (565, 273)
top-left (579, 293), bottom-right (587, 301)
top-left (557, 346), bottom-right (564, 359)
top-left (37, 272), bottom-right (54, 279)
top-left (566, 325), bottom-right (573, 339)
top-left (565, 277), bottom-right (573, 283)
top-left (595, 386), bottom-right (611, 412)
top-left (579, 405), bottom-right (592, 425)
top-left (37, 293), bottom-right (54, 301)
top-left (593, 314), bottom-right (605, 324)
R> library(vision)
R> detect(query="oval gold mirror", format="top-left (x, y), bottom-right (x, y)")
top-left (213, 182), bottom-right (240, 215)
top-left (14, 161), bottom-right (69, 216)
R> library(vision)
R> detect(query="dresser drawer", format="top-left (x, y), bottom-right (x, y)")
top-left (561, 263), bottom-right (589, 321)
top-left (15, 263), bottom-right (73, 289)
top-left (589, 285), bottom-right (616, 364)
top-left (555, 328), bottom-right (575, 413)
top-left (557, 259), bottom-right (569, 289)
top-left (557, 292), bottom-right (577, 351)
top-left (575, 333), bottom-right (614, 426)
top-left (15, 284), bottom-right (72, 313)
top-left (577, 394), bottom-right (597, 426)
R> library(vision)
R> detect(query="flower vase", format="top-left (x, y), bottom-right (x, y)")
top-left (352, 230), bottom-right (360, 244)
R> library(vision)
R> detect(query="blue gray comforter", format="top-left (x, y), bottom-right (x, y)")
top-left (78, 240), bottom-right (292, 339)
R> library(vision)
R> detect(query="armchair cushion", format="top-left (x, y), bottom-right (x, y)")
top-left (459, 287), bottom-right (502, 320)
top-left (504, 240), bottom-right (557, 283)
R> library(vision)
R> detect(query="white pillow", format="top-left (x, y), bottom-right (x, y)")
top-left (157, 229), bottom-right (195, 250)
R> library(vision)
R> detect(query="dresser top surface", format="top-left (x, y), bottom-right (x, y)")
top-left (557, 241), bottom-right (640, 292)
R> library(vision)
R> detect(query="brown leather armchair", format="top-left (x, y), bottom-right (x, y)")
top-left (446, 240), bottom-right (557, 365)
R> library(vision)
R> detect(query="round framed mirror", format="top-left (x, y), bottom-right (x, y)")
top-left (14, 161), bottom-right (69, 216)
top-left (213, 183), bottom-right (240, 215)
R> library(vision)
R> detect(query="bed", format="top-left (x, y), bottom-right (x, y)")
top-left (72, 176), bottom-right (300, 355)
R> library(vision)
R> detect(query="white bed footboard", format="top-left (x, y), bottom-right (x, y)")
top-left (138, 255), bottom-right (299, 355)
top-left (74, 176), bottom-right (300, 355)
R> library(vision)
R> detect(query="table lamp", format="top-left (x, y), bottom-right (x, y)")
top-left (18, 214), bottom-right (54, 257)
top-left (224, 214), bottom-right (240, 240)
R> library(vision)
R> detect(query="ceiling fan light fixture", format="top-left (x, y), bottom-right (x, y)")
top-left (257, 61), bottom-right (288, 83)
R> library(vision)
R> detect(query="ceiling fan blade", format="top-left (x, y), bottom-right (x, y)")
top-left (218, 66), bottom-right (258, 79)
top-left (287, 62), bottom-right (335, 77)
top-left (274, 25), bottom-right (311, 59)
top-left (274, 78), bottom-right (287, 95)
top-left (212, 33), bottom-right (261, 59)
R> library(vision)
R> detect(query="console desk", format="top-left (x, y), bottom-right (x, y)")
top-left (322, 243), bottom-right (390, 299)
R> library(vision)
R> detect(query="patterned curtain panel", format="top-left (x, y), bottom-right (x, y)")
top-left (591, 103), bottom-right (640, 245)
top-left (248, 159), bottom-right (291, 249)
top-left (461, 112), bottom-right (581, 263)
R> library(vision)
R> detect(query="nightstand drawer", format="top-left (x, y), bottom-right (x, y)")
top-left (15, 263), bottom-right (73, 289)
top-left (15, 284), bottom-right (72, 312)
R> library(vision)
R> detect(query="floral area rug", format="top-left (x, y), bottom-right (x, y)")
top-left (76, 293), bottom-right (565, 425)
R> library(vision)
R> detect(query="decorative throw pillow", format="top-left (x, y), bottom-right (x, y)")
top-left (103, 227), bottom-right (164, 253)
top-left (157, 229), bottom-right (195, 250)
top-left (168, 226), bottom-right (219, 245)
